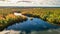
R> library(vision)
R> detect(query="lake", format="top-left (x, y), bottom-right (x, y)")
top-left (6, 17), bottom-right (60, 34)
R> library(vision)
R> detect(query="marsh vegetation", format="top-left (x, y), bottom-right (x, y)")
top-left (0, 7), bottom-right (60, 31)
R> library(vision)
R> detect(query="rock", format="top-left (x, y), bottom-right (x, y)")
top-left (30, 17), bottom-right (33, 20)
top-left (0, 30), bottom-right (21, 34)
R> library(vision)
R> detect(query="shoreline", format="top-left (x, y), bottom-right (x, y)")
top-left (0, 13), bottom-right (27, 31)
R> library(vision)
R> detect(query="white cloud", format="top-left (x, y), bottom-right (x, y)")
top-left (0, 0), bottom-right (60, 7)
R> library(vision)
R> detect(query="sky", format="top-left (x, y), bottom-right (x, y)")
top-left (0, 0), bottom-right (60, 7)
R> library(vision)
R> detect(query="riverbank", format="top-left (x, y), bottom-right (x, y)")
top-left (0, 14), bottom-right (27, 31)
top-left (1, 28), bottom-right (60, 34)
top-left (20, 8), bottom-right (60, 25)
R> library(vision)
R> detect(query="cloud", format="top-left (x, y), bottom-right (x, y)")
top-left (0, 0), bottom-right (60, 7)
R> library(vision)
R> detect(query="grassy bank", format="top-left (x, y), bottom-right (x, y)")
top-left (0, 14), bottom-right (27, 31)
top-left (0, 7), bottom-right (28, 31)
top-left (21, 8), bottom-right (60, 25)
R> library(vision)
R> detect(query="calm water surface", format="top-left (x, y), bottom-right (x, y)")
top-left (6, 17), bottom-right (60, 34)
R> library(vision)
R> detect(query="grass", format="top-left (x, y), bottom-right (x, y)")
top-left (0, 7), bottom-right (60, 30)
top-left (21, 8), bottom-right (60, 25)
top-left (0, 7), bottom-right (28, 31)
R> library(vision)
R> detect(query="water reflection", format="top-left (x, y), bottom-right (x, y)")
top-left (6, 17), bottom-right (60, 34)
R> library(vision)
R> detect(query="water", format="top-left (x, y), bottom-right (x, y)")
top-left (6, 17), bottom-right (60, 34)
